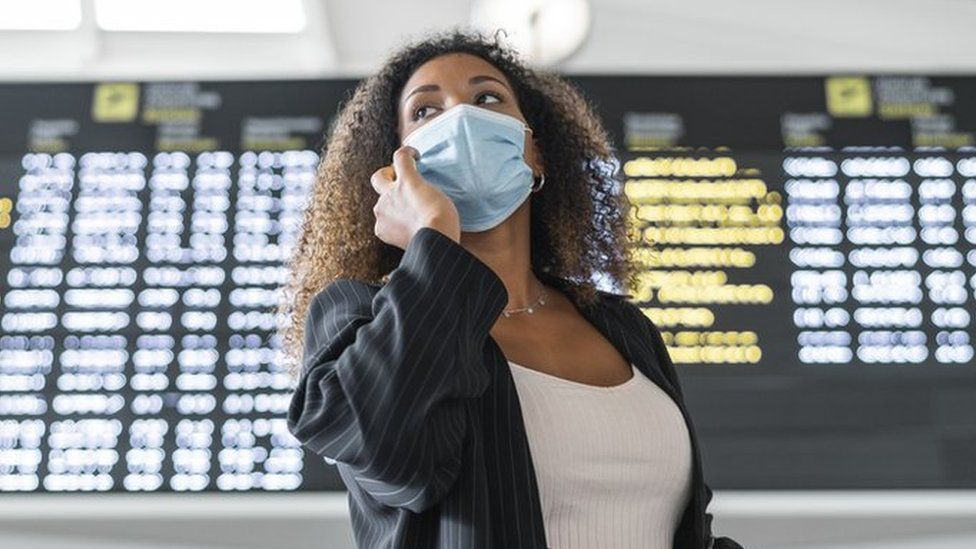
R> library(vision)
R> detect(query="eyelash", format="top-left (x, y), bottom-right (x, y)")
top-left (411, 91), bottom-right (502, 121)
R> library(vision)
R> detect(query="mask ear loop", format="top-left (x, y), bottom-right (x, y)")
top-left (524, 126), bottom-right (546, 193)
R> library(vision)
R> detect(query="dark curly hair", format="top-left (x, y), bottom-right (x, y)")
top-left (277, 26), bottom-right (639, 379)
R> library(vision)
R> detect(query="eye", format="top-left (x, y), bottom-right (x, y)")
top-left (410, 91), bottom-right (504, 122)
top-left (412, 105), bottom-right (435, 121)
top-left (476, 91), bottom-right (502, 105)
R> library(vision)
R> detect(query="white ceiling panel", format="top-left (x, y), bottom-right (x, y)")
top-left (0, 0), bottom-right (973, 80)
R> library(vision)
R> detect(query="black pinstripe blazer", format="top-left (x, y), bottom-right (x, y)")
top-left (288, 226), bottom-right (744, 549)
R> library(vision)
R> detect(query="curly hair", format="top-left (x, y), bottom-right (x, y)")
top-left (277, 26), bottom-right (639, 380)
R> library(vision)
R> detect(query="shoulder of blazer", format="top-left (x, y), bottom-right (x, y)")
top-left (322, 276), bottom-right (384, 298)
top-left (313, 277), bottom-right (380, 304)
top-left (595, 288), bottom-right (633, 301)
top-left (609, 294), bottom-right (686, 399)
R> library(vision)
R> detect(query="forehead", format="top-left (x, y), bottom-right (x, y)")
top-left (400, 53), bottom-right (509, 97)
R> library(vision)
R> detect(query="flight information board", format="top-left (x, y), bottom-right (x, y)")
top-left (0, 76), bottom-right (974, 493)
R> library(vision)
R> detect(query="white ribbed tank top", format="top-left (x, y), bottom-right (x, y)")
top-left (507, 360), bottom-right (693, 549)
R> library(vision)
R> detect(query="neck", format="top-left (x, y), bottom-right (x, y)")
top-left (459, 203), bottom-right (539, 311)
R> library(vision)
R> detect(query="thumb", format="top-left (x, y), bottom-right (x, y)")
top-left (370, 165), bottom-right (396, 195)
top-left (392, 146), bottom-right (420, 181)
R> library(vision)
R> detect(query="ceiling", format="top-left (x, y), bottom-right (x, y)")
top-left (325, 0), bottom-right (976, 74)
top-left (0, 0), bottom-right (973, 80)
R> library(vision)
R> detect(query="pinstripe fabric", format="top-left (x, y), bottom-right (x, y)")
top-left (287, 226), bottom-right (744, 549)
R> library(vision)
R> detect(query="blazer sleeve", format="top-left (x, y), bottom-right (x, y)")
top-left (286, 226), bottom-right (508, 513)
top-left (619, 299), bottom-right (746, 549)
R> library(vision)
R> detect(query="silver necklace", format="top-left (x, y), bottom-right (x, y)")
top-left (501, 279), bottom-right (547, 318)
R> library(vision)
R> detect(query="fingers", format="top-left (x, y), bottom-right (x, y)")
top-left (391, 146), bottom-right (419, 181)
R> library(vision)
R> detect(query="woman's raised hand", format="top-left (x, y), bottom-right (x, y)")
top-left (370, 145), bottom-right (461, 249)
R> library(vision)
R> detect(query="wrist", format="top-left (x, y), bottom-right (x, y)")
top-left (420, 214), bottom-right (460, 243)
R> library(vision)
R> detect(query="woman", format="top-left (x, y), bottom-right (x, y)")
top-left (280, 28), bottom-right (743, 549)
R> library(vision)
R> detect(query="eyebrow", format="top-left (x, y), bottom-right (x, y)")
top-left (402, 75), bottom-right (510, 105)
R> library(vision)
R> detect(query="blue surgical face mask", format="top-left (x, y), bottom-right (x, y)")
top-left (402, 103), bottom-right (535, 232)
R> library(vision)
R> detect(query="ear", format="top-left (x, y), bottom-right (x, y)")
top-left (527, 133), bottom-right (545, 176)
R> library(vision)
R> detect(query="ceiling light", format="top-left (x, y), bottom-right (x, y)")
top-left (470, 0), bottom-right (590, 66)
top-left (94, 0), bottom-right (306, 33)
top-left (0, 0), bottom-right (82, 30)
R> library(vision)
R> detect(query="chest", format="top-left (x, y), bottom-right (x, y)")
top-left (508, 362), bottom-right (693, 487)
top-left (507, 365), bottom-right (695, 545)
top-left (490, 308), bottom-right (634, 387)
top-left (471, 330), bottom-right (700, 548)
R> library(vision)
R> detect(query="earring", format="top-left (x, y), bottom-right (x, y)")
top-left (531, 172), bottom-right (546, 192)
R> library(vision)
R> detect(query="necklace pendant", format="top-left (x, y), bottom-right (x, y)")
top-left (501, 280), bottom-right (546, 318)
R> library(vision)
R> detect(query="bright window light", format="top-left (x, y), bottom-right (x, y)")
top-left (94, 0), bottom-right (306, 33)
top-left (0, 0), bottom-right (82, 30)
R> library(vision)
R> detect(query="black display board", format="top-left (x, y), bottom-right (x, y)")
top-left (0, 75), bottom-right (974, 493)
